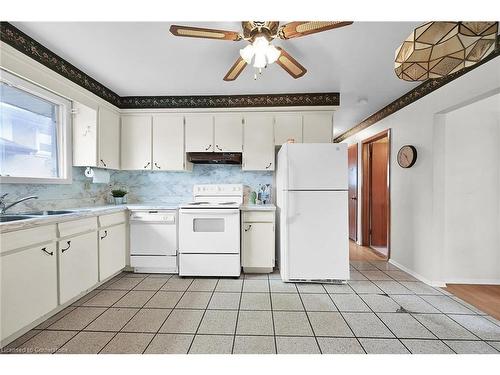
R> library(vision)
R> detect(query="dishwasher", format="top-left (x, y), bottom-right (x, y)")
top-left (129, 210), bottom-right (178, 273)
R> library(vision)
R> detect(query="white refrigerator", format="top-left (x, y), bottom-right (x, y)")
top-left (277, 143), bottom-right (349, 282)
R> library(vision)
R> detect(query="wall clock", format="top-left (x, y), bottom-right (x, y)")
top-left (397, 145), bottom-right (417, 168)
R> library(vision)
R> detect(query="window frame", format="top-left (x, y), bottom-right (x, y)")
top-left (0, 69), bottom-right (72, 184)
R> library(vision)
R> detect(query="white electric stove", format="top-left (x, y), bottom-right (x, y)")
top-left (178, 184), bottom-right (243, 277)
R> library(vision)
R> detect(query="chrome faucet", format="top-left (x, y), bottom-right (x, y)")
top-left (0, 193), bottom-right (39, 214)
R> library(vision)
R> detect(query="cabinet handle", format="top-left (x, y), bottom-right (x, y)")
top-left (244, 224), bottom-right (252, 232)
top-left (100, 230), bottom-right (108, 240)
top-left (144, 162), bottom-right (151, 169)
top-left (61, 241), bottom-right (71, 253)
top-left (265, 162), bottom-right (272, 169)
top-left (100, 159), bottom-right (107, 167)
top-left (216, 144), bottom-right (222, 151)
top-left (205, 144), bottom-right (212, 151)
top-left (41, 247), bottom-right (54, 256)
top-left (154, 162), bottom-right (161, 169)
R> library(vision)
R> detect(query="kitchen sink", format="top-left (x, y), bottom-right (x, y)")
top-left (25, 210), bottom-right (76, 216)
top-left (0, 215), bottom-right (34, 222)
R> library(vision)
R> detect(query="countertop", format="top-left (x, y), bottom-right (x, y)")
top-left (0, 203), bottom-right (276, 233)
top-left (240, 204), bottom-right (276, 211)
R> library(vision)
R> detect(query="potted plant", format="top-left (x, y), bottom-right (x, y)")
top-left (111, 189), bottom-right (127, 205)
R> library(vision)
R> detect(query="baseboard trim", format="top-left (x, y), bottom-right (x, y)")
top-left (388, 259), bottom-right (446, 288)
top-left (445, 279), bottom-right (500, 285)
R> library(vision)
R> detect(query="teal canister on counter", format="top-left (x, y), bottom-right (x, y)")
top-left (249, 191), bottom-right (257, 204)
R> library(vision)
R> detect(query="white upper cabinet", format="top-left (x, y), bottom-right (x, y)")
top-left (72, 102), bottom-right (120, 169)
top-left (185, 114), bottom-right (214, 152)
top-left (153, 114), bottom-right (187, 171)
top-left (274, 113), bottom-right (303, 145)
top-left (242, 113), bottom-right (275, 171)
top-left (303, 113), bottom-right (333, 143)
top-left (121, 115), bottom-right (152, 170)
top-left (214, 113), bottom-right (243, 152)
top-left (98, 107), bottom-right (120, 169)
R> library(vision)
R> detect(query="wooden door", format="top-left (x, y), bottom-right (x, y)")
top-left (369, 141), bottom-right (388, 248)
top-left (242, 114), bottom-right (275, 171)
top-left (185, 114), bottom-right (214, 152)
top-left (153, 114), bottom-right (185, 170)
top-left (214, 113), bottom-right (243, 152)
top-left (121, 115), bottom-right (152, 170)
top-left (348, 144), bottom-right (358, 241)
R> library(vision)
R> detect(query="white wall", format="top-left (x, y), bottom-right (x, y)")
top-left (343, 57), bottom-right (500, 286)
top-left (442, 94), bottom-right (500, 283)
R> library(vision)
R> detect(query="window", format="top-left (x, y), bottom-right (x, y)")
top-left (0, 70), bottom-right (71, 183)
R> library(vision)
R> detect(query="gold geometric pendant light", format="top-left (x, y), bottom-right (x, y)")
top-left (395, 21), bottom-right (498, 81)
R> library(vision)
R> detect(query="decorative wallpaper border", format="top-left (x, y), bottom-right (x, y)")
top-left (334, 40), bottom-right (500, 142)
top-left (0, 22), bottom-right (339, 109)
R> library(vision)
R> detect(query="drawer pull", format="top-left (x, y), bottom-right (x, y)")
top-left (61, 241), bottom-right (71, 253)
top-left (244, 224), bottom-right (252, 232)
top-left (100, 230), bottom-right (108, 240)
top-left (205, 144), bottom-right (212, 151)
top-left (100, 159), bottom-right (107, 167)
top-left (41, 247), bottom-right (54, 256)
top-left (144, 162), bottom-right (151, 169)
top-left (265, 162), bottom-right (272, 169)
top-left (216, 144), bottom-right (222, 151)
top-left (154, 162), bottom-right (161, 169)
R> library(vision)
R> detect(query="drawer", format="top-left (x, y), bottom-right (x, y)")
top-left (179, 253), bottom-right (240, 277)
top-left (0, 225), bottom-right (57, 254)
top-left (99, 211), bottom-right (127, 227)
top-left (130, 255), bottom-right (177, 273)
top-left (58, 217), bottom-right (97, 238)
top-left (242, 211), bottom-right (275, 223)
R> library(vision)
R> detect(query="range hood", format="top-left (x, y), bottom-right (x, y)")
top-left (187, 152), bottom-right (242, 165)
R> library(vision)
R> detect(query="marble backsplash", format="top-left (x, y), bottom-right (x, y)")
top-left (0, 165), bottom-right (273, 212)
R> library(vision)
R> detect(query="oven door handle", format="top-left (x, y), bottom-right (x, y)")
top-left (180, 209), bottom-right (239, 215)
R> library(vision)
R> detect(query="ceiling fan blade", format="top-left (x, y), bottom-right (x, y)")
top-left (169, 25), bottom-right (241, 41)
top-left (275, 48), bottom-right (307, 79)
top-left (223, 57), bottom-right (248, 81)
top-left (278, 21), bottom-right (353, 39)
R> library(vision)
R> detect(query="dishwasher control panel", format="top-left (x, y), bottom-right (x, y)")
top-left (130, 210), bottom-right (176, 223)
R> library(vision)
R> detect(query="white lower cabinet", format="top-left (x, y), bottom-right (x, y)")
top-left (0, 243), bottom-right (58, 342)
top-left (241, 210), bottom-right (275, 273)
top-left (99, 223), bottom-right (126, 281)
top-left (58, 231), bottom-right (99, 304)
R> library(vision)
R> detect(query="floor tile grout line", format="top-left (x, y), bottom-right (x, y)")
top-left (230, 277), bottom-right (244, 354)
top-left (97, 274), bottom-right (175, 354)
top-left (185, 278), bottom-right (221, 354)
top-left (266, 274), bottom-right (278, 354)
top-left (322, 283), bottom-right (367, 354)
top-left (295, 284), bottom-right (322, 354)
top-left (141, 277), bottom-right (195, 354)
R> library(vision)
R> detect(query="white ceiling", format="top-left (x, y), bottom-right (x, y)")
top-left (12, 21), bottom-right (421, 135)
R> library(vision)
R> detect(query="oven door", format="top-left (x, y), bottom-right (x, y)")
top-left (179, 208), bottom-right (240, 254)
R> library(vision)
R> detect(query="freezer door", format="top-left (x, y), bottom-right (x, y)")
top-left (284, 190), bottom-right (349, 280)
top-left (280, 143), bottom-right (348, 190)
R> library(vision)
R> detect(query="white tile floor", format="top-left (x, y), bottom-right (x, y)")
top-left (3, 260), bottom-right (500, 354)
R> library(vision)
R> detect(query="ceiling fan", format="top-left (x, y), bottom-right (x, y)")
top-left (169, 21), bottom-right (353, 81)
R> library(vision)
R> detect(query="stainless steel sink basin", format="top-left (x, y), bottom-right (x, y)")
top-left (25, 210), bottom-right (76, 216)
top-left (0, 215), bottom-right (34, 222)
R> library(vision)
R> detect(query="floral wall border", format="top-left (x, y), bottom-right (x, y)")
top-left (334, 40), bottom-right (500, 142)
top-left (0, 22), bottom-right (339, 109)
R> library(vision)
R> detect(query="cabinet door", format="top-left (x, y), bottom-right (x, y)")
top-left (72, 102), bottom-right (98, 167)
top-left (98, 107), bottom-right (120, 169)
top-left (59, 231), bottom-right (99, 304)
top-left (242, 114), bottom-right (275, 171)
top-left (303, 113), bottom-right (333, 143)
top-left (242, 222), bottom-right (275, 268)
top-left (274, 113), bottom-right (303, 145)
top-left (99, 224), bottom-right (126, 281)
top-left (121, 115), bottom-right (152, 170)
top-left (185, 114), bottom-right (214, 152)
top-left (153, 114), bottom-right (185, 170)
top-left (214, 113), bottom-right (243, 152)
top-left (1, 243), bottom-right (58, 341)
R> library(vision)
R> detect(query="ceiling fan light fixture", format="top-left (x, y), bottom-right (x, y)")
top-left (253, 52), bottom-right (267, 68)
top-left (266, 44), bottom-right (281, 64)
top-left (239, 44), bottom-right (255, 64)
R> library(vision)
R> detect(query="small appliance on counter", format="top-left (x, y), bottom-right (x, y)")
top-left (277, 143), bottom-right (349, 283)
top-left (178, 184), bottom-right (243, 277)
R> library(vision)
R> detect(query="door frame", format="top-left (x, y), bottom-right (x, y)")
top-left (348, 143), bottom-right (358, 242)
top-left (360, 129), bottom-right (391, 258)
